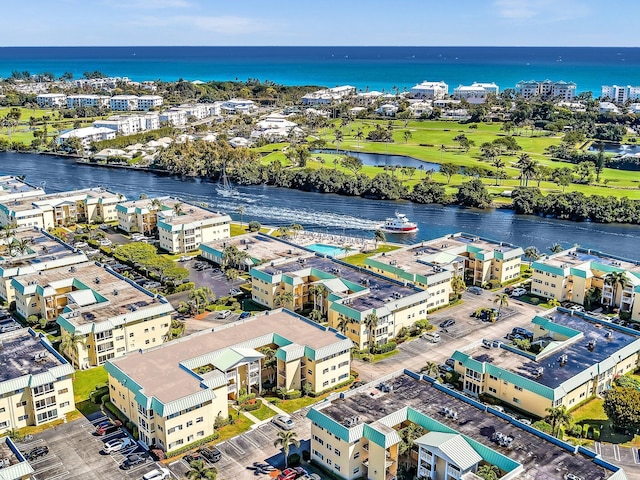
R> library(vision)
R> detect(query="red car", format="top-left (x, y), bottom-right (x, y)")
top-left (278, 468), bottom-right (298, 480)
top-left (96, 420), bottom-right (122, 436)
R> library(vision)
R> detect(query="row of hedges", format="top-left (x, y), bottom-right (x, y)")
top-left (237, 392), bottom-right (257, 405)
top-left (104, 401), bottom-right (139, 439)
top-left (310, 376), bottom-right (356, 398)
top-left (90, 386), bottom-right (109, 404)
top-left (241, 399), bottom-right (263, 412)
top-left (166, 431), bottom-right (220, 458)
top-left (372, 341), bottom-right (397, 354)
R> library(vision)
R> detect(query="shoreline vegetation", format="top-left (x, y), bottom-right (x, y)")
top-left (1, 77), bottom-right (640, 224)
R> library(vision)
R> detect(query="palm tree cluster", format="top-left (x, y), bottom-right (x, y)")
top-left (604, 271), bottom-right (630, 311)
top-left (187, 286), bottom-right (215, 314)
top-left (221, 245), bottom-right (251, 271)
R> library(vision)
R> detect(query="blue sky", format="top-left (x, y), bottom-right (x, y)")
top-left (3, 0), bottom-right (638, 47)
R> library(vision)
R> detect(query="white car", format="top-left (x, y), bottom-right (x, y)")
top-left (217, 310), bottom-right (231, 319)
top-left (271, 414), bottom-right (295, 430)
top-left (511, 288), bottom-right (527, 297)
top-left (99, 239), bottom-right (113, 247)
top-left (178, 256), bottom-right (190, 262)
top-left (102, 436), bottom-right (134, 454)
top-left (142, 468), bottom-right (171, 480)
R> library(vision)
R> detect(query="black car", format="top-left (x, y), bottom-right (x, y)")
top-left (121, 453), bottom-right (147, 469)
top-left (26, 446), bottom-right (49, 461)
top-left (198, 446), bottom-right (222, 463)
top-left (439, 319), bottom-right (455, 328)
top-left (183, 452), bottom-right (204, 464)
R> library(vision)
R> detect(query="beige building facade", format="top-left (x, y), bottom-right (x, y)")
top-left (156, 203), bottom-right (230, 254)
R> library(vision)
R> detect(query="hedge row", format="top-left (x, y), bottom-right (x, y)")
top-left (241, 399), bottom-right (263, 412)
top-left (166, 431), bottom-right (220, 458)
top-left (372, 341), bottom-right (397, 354)
top-left (310, 376), bottom-right (356, 398)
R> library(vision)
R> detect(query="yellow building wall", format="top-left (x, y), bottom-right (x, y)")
top-left (312, 352), bottom-right (351, 393)
top-left (531, 269), bottom-right (569, 300)
top-left (632, 293), bottom-right (640, 322)
top-left (311, 424), bottom-right (363, 479)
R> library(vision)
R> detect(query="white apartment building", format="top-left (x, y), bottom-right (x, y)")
top-left (159, 109), bottom-right (188, 127)
top-left (601, 85), bottom-right (640, 104)
top-left (302, 85), bottom-right (357, 105)
top-left (110, 95), bottom-right (139, 111)
top-left (72, 77), bottom-right (130, 90)
top-left (66, 94), bottom-right (110, 109)
top-left (516, 80), bottom-right (576, 100)
top-left (157, 205), bottom-right (231, 254)
top-left (221, 99), bottom-right (257, 114)
top-left (137, 95), bottom-right (164, 111)
top-left (57, 127), bottom-right (116, 150)
top-left (410, 81), bottom-right (448, 100)
top-left (0, 175), bottom-right (45, 204)
top-left (94, 114), bottom-right (160, 135)
top-left (36, 93), bottom-right (67, 108)
top-left (453, 82), bottom-right (499, 104)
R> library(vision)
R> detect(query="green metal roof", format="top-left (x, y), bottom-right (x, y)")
top-left (531, 315), bottom-right (582, 339)
top-left (415, 432), bottom-right (481, 470)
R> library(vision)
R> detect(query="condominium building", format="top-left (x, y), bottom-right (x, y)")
top-left (57, 126), bottom-right (116, 150)
top-left (452, 309), bottom-right (640, 417)
top-left (409, 81), bottom-right (448, 100)
top-left (11, 261), bottom-right (174, 368)
top-left (453, 82), bottom-right (499, 104)
top-left (307, 371), bottom-right (625, 480)
top-left (0, 188), bottom-right (124, 230)
top-left (156, 203), bottom-right (231, 254)
top-left (0, 228), bottom-right (88, 303)
top-left (137, 95), bottom-right (164, 111)
top-left (36, 93), bottom-right (67, 108)
top-left (220, 98), bottom-right (257, 114)
top-left (601, 85), bottom-right (640, 104)
top-left (0, 435), bottom-right (34, 479)
top-left (94, 113), bottom-right (160, 135)
top-left (0, 329), bottom-right (75, 435)
top-left (302, 86), bottom-right (357, 105)
top-left (530, 247), bottom-right (640, 319)
top-left (159, 109), bottom-right (188, 127)
top-left (515, 80), bottom-right (577, 100)
top-left (117, 196), bottom-right (168, 235)
top-left (249, 250), bottom-right (429, 350)
top-left (66, 94), bottom-right (110, 109)
top-left (0, 175), bottom-right (45, 204)
top-left (110, 95), bottom-right (139, 111)
top-left (105, 310), bottom-right (352, 451)
top-left (364, 233), bottom-right (523, 294)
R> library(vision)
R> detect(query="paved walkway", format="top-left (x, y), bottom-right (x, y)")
top-left (241, 397), bottom-right (290, 429)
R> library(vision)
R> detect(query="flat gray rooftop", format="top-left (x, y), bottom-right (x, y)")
top-left (0, 230), bottom-right (79, 266)
top-left (0, 330), bottom-right (61, 382)
top-left (471, 311), bottom-right (640, 389)
top-left (202, 233), bottom-right (310, 263)
top-left (0, 437), bottom-right (21, 467)
top-left (261, 255), bottom-right (419, 311)
top-left (321, 374), bottom-right (613, 480)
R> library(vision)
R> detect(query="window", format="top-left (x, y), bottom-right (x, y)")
top-left (60, 401), bottom-right (70, 408)
top-left (18, 414), bottom-right (28, 421)
top-left (514, 386), bottom-right (523, 391)
top-left (323, 368), bottom-right (329, 374)
top-left (489, 375), bottom-right (498, 381)
top-left (353, 467), bottom-right (360, 475)
top-left (327, 459), bottom-right (332, 466)
top-left (186, 420), bottom-right (193, 427)
top-left (0, 421), bottom-right (8, 428)
top-left (0, 408), bottom-right (4, 413)
top-left (489, 387), bottom-right (497, 394)
top-left (197, 431), bottom-right (204, 437)
top-left (196, 417), bottom-right (203, 423)
top-left (334, 465), bottom-right (341, 471)
top-left (314, 450), bottom-right (323, 460)
top-left (354, 452), bottom-right (360, 459)
top-left (36, 409), bottom-right (58, 423)
top-left (16, 401), bottom-right (27, 407)
top-left (33, 383), bottom-right (54, 397)
top-left (58, 388), bottom-right (68, 395)
top-left (513, 397), bottom-right (521, 404)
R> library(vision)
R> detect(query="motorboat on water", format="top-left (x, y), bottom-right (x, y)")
top-left (379, 212), bottom-right (418, 233)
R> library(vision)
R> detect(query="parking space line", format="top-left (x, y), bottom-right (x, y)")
top-left (32, 461), bottom-right (64, 475)
top-left (18, 438), bottom-right (43, 449)
top-left (40, 470), bottom-right (70, 480)
top-left (613, 444), bottom-right (621, 461)
top-left (633, 447), bottom-right (639, 464)
top-left (241, 434), bottom-right (259, 449)
top-left (254, 428), bottom-right (271, 441)
top-left (223, 439), bottom-right (245, 455)
top-left (594, 442), bottom-right (601, 455)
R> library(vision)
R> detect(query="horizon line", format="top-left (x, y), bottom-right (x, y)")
top-left (1, 45), bottom-right (640, 49)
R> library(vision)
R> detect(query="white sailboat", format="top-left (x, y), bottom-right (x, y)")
top-left (216, 163), bottom-right (239, 197)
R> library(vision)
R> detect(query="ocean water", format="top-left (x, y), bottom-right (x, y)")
top-left (1, 46), bottom-right (640, 93)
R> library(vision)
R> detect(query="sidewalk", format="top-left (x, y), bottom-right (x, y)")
top-left (242, 397), bottom-right (289, 429)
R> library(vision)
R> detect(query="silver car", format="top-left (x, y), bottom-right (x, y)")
top-left (271, 414), bottom-right (295, 430)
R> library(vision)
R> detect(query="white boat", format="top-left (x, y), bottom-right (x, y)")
top-left (216, 164), bottom-right (239, 197)
top-left (380, 212), bottom-right (418, 234)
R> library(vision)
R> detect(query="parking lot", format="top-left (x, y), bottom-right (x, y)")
top-left (168, 409), bottom-right (313, 480)
top-left (182, 258), bottom-right (246, 298)
top-left (18, 415), bottom-right (177, 480)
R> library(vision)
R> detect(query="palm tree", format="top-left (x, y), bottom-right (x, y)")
top-left (333, 129), bottom-right (343, 153)
top-left (172, 202), bottom-right (184, 215)
top-left (364, 312), bottom-right (379, 357)
top-left (477, 464), bottom-right (500, 480)
top-left (421, 361), bottom-right (439, 377)
top-left (374, 229), bottom-right (386, 249)
top-left (336, 316), bottom-right (350, 335)
top-left (225, 268), bottom-right (239, 287)
top-left (186, 459), bottom-right (217, 480)
top-left (309, 309), bottom-right (323, 323)
top-left (60, 331), bottom-right (83, 364)
top-left (276, 226), bottom-right (290, 239)
top-left (188, 286), bottom-right (215, 313)
top-left (515, 153), bottom-right (531, 187)
top-left (274, 430), bottom-right (300, 468)
top-left (548, 298), bottom-right (561, 308)
top-left (450, 275), bottom-right (466, 299)
top-left (493, 293), bottom-right (509, 319)
top-left (545, 405), bottom-right (573, 437)
top-left (274, 290), bottom-right (295, 309)
top-left (549, 243), bottom-right (563, 254)
top-left (236, 206), bottom-right (245, 228)
top-left (604, 271), bottom-right (630, 311)
top-left (491, 157), bottom-right (505, 186)
top-left (524, 246), bottom-right (540, 266)
top-left (150, 198), bottom-right (162, 211)
top-left (355, 128), bottom-right (364, 148)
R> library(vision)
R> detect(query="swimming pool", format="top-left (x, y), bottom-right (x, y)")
top-left (306, 243), bottom-right (346, 257)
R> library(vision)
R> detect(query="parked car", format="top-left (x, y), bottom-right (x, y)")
top-left (517, 417), bottom-right (532, 426)
top-left (467, 286), bottom-right (483, 295)
top-left (278, 468), bottom-right (298, 480)
top-left (74, 242), bottom-right (88, 248)
top-left (445, 358), bottom-right (456, 368)
top-left (350, 380), bottom-right (366, 389)
top-left (197, 446), bottom-right (222, 464)
top-left (99, 239), bottom-right (112, 247)
top-left (216, 310), bottom-right (231, 319)
top-left (25, 446), bottom-right (49, 461)
top-left (239, 311), bottom-right (251, 320)
top-left (511, 287), bottom-right (527, 297)
top-left (96, 420), bottom-right (122, 436)
top-left (503, 286), bottom-right (514, 295)
top-left (272, 414), bottom-right (295, 430)
top-left (183, 452), bottom-right (204, 464)
top-left (178, 256), bottom-right (190, 262)
top-left (99, 224), bottom-right (110, 231)
top-left (0, 323), bottom-right (21, 333)
top-left (142, 468), bottom-right (171, 480)
top-left (102, 436), bottom-right (134, 454)
top-left (230, 288), bottom-right (243, 296)
top-left (512, 327), bottom-right (533, 339)
top-left (439, 319), bottom-right (455, 329)
top-left (121, 453), bottom-right (147, 469)
top-left (439, 365), bottom-right (454, 374)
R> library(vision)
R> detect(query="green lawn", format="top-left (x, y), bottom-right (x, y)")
top-left (73, 366), bottom-right (108, 403)
top-left (213, 415), bottom-right (254, 443)
top-left (342, 244), bottom-right (401, 267)
top-left (570, 397), bottom-right (631, 444)
top-left (250, 403), bottom-right (277, 421)
top-left (230, 223), bottom-right (249, 236)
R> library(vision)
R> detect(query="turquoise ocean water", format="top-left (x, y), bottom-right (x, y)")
top-left (1, 46), bottom-right (639, 93)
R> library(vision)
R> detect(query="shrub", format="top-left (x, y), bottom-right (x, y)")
top-left (172, 282), bottom-right (195, 293)
top-left (242, 399), bottom-right (263, 412)
top-left (593, 427), bottom-right (600, 441)
top-left (285, 390), bottom-right (302, 400)
top-left (487, 279), bottom-right (501, 289)
top-left (568, 424), bottom-right (583, 437)
top-left (372, 341), bottom-right (397, 354)
top-left (166, 431), bottom-right (220, 458)
top-left (237, 392), bottom-right (257, 405)
top-left (90, 386), bottom-right (109, 404)
top-left (288, 453), bottom-right (301, 467)
top-left (100, 394), bottom-right (110, 405)
top-left (104, 401), bottom-right (128, 425)
top-left (582, 423), bottom-right (590, 437)
top-left (530, 297), bottom-right (540, 305)
top-left (302, 450), bottom-right (310, 461)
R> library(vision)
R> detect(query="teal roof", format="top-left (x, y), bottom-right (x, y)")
top-left (307, 407), bottom-right (351, 442)
top-left (531, 315), bottom-right (582, 339)
top-left (415, 432), bottom-right (481, 470)
top-left (214, 347), bottom-right (263, 371)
